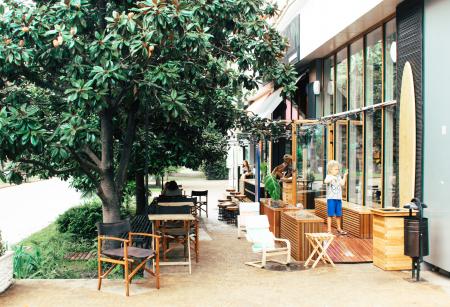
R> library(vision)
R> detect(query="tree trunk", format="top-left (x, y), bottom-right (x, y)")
top-left (98, 173), bottom-right (121, 223)
top-left (155, 175), bottom-right (161, 187)
top-left (135, 170), bottom-right (146, 215)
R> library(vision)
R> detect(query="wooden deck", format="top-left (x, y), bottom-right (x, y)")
top-left (327, 229), bottom-right (373, 263)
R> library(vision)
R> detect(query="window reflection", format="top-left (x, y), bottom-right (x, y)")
top-left (349, 39), bottom-right (364, 110)
top-left (348, 116), bottom-right (363, 204)
top-left (335, 120), bottom-right (348, 200)
top-left (366, 28), bottom-right (383, 106)
top-left (336, 48), bottom-right (348, 112)
top-left (324, 56), bottom-right (335, 115)
top-left (365, 110), bottom-right (382, 207)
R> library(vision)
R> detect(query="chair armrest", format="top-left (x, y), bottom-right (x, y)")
top-left (98, 236), bottom-right (130, 243)
top-left (274, 237), bottom-right (291, 248)
top-left (129, 232), bottom-right (161, 239)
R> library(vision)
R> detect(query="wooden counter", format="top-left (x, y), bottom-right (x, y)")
top-left (371, 208), bottom-right (415, 271)
top-left (315, 198), bottom-right (373, 239)
top-left (280, 210), bottom-right (324, 261)
top-left (260, 199), bottom-right (300, 237)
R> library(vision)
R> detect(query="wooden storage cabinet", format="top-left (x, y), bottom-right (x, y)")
top-left (280, 211), bottom-right (324, 261)
top-left (371, 208), bottom-right (413, 270)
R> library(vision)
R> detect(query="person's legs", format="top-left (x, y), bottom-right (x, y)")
top-left (326, 199), bottom-right (336, 233)
top-left (335, 200), bottom-right (347, 234)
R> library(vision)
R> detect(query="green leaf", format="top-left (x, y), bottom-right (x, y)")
top-left (264, 175), bottom-right (281, 200)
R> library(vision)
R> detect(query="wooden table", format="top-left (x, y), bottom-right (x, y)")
top-left (280, 210), bottom-right (324, 261)
top-left (371, 208), bottom-right (415, 271)
top-left (148, 214), bottom-right (196, 274)
top-left (260, 200), bottom-right (301, 237)
top-left (315, 198), bottom-right (373, 239)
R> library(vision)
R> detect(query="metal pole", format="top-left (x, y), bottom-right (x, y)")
top-left (256, 143), bottom-right (261, 202)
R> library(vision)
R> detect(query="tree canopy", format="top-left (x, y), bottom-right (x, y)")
top-left (0, 0), bottom-right (297, 222)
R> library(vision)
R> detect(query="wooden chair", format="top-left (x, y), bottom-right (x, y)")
top-left (244, 215), bottom-right (291, 269)
top-left (191, 190), bottom-right (208, 217)
top-left (96, 219), bottom-right (161, 296)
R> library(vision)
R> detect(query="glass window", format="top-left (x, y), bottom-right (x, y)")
top-left (336, 48), bottom-right (348, 113)
top-left (297, 126), bottom-right (325, 181)
top-left (348, 115), bottom-right (363, 204)
top-left (365, 109), bottom-right (382, 207)
top-left (324, 56), bottom-right (335, 115)
top-left (349, 39), bottom-right (364, 110)
top-left (335, 120), bottom-right (348, 200)
top-left (384, 105), bottom-right (399, 207)
top-left (366, 28), bottom-right (383, 106)
top-left (385, 19), bottom-right (397, 101)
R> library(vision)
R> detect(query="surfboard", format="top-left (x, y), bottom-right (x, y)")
top-left (399, 61), bottom-right (416, 207)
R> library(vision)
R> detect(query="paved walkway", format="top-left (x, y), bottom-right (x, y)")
top-left (0, 179), bottom-right (82, 244)
top-left (1, 178), bottom-right (450, 306)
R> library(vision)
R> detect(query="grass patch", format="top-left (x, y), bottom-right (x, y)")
top-left (15, 222), bottom-right (98, 279)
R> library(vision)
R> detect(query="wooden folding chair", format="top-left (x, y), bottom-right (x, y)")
top-left (191, 190), bottom-right (208, 217)
top-left (304, 233), bottom-right (335, 269)
top-left (96, 219), bottom-right (161, 296)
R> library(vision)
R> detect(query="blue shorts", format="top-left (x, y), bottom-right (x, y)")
top-left (327, 199), bottom-right (342, 217)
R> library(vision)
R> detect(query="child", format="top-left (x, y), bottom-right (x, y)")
top-left (324, 160), bottom-right (348, 234)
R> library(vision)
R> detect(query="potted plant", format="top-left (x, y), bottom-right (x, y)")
top-left (0, 230), bottom-right (13, 293)
top-left (264, 174), bottom-right (281, 207)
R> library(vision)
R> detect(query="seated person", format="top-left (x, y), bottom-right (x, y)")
top-left (161, 180), bottom-right (182, 197)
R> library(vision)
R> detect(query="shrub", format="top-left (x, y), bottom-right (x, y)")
top-left (56, 199), bottom-right (132, 240)
top-left (0, 230), bottom-right (6, 257)
top-left (202, 158), bottom-right (228, 180)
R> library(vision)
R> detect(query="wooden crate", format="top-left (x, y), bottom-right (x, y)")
top-left (371, 208), bottom-right (413, 270)
top-left (280, 211), bottom-right (324, 261)
top-left (314, 198), bottom-right (373, 239)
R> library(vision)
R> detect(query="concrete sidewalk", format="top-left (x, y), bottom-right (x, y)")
top-left (1, 178), bottom-right (450, 306)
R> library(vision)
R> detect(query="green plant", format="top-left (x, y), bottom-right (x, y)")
top-left (264, 174), bottom-right (281, 200)
top-left (260, 162), bottom-right (268, 180)
top-left (13, 245), bottom-right (42, 279)
top-left (0, 230), bottom-right (6, 257)
top-left (56, 199), bottom-right (132, 240)
top-left (202, 159), bottom-right (228, 180)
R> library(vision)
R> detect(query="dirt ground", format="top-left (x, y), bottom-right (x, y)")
top-left (1, 178), bottom-right (450, 307)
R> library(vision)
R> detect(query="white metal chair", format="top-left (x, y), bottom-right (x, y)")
top-left (237, 202), bottom-right (260, 238)
top-left (244, 215), bottom-right (291, 269)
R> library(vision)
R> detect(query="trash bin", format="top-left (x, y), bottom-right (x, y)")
top-left (404, 216), bottom-right (429, 258)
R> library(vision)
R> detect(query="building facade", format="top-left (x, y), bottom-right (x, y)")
top-left (270, 0), bottom-right (449, 272)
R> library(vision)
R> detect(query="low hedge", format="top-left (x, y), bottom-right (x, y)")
top-left (56, 199), bottom-right (131, 240)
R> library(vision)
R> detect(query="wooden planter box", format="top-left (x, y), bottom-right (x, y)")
top-left (0, 251), bottom-right (14, 293)
top-left (315, 198), bottom-right (373, 239)
top-left (260, 200), bottom-right (300, 237)
top-left (280, 211), bottom-right (324, 261)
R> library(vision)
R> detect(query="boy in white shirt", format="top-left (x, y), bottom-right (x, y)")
top-left (324, 160), bottom-right (348, 234)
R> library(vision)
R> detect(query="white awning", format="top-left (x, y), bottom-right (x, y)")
top-left (246, 87), bottom-right (283, 119)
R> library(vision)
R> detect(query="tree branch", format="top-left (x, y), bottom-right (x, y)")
top-left (18, 159), bottom-right (75, 176)
top-left (115, 100), bottom-right (139, 195)
top-left (82, 145), bottom-right (101, 168)
top-left (68, 148), bottom-right (102, 175)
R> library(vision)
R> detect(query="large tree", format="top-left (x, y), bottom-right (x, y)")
top-left (0, 0), bottom-right (296, 222)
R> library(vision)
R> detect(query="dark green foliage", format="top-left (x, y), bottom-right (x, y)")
top-left (202, 159), bottom-right (228, 180)
top-left (264, 174), bottom-right (281, 200)
top-left (56, 199), bottom-right (131, 240)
